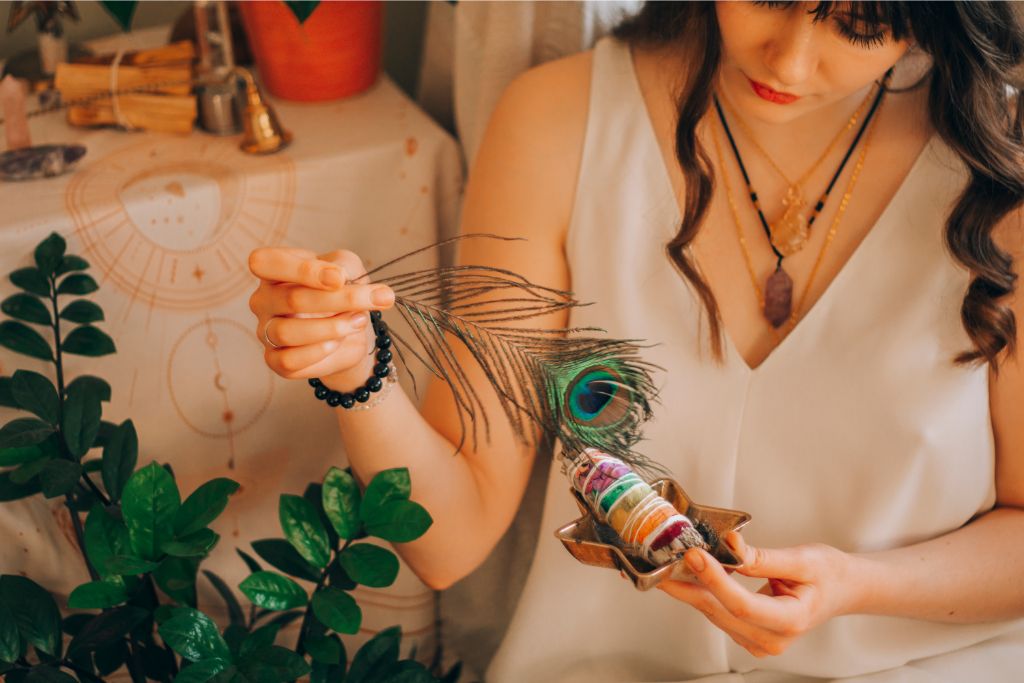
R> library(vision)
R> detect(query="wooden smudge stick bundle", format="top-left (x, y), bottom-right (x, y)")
top-left (53, 41), bottom-right (197, 134)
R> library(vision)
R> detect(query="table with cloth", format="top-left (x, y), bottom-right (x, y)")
top-left (0, 72), bottom-right (464, 664)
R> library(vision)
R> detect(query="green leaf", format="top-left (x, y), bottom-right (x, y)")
top-left (251, 538), bottom-right (320, 582)
top-left (153, 556), bottom-right (199, 606)
top-left (339, 543), bottom-right (399, 588)
top-left (84, 504), bottom-right (131, 579)
top-left (66, 376), bottom-right (112, 402)
top-left (67, 580), bottom-right (127, 609)
top-left (59, 300), bottom-right (104, 324)
top-left (175, 658), bottom-right (232, 683)
top-left (161, 528), bottom-right (219, 557)
top-left (0, 604), bottom-right (22, 663)
top-left (0, 376), bottom-right (15, 408)
top-left (66, 606), bottom-right (148, 657)
top-left (55, 255), bottom-right (89, 277)
top-left (0, 444), bottom-right (46, 467)
top-left (11, 370), bottom-right (59, 424)
top-left (279, 494), bottom-right (331, 569)
top-left (238, 623), bottom-right (280, 659)
top-left (39, 458), bottom-right (82, 498)
top-left (0, 470), bottom-right (41, 501)
top-left (101, 420), bottom-right (137, 502)
top-left (304, 632), bottom-right (343, 666)
top-left (56, 273), bottom-right (98, 296)
top-left (326, 557), bottom-right (357, 590)
top-left (9, 267), bottom-right (50, 297)
top-left (238, 571), bottom-right (308, 611)
top-left (0, 321), bottom-right (52, 360)
top-left (62, 325), bottom-right (116, 357)
top-left (0, 417), bottom-right (55, 449)
top-left (99, 0), bottom-right (138, 30)
top-left (304, 482), bottom-right (340, 549)
top-left (10, 454), bottom-right (49, 484)
top-left (238, 646), bottom-right (310, 683)
top-left (283, 0), bottom-right (320, 23)
top-left (174, 477), bottom-right (239, 537)
top-left (66, 606), bottom-right (146, 659)
top-left (62, 381), bottom-right (103, 458)
top-left (23, 665), bottom-right (76, 683)
top-left (94, 638), bottom-right (130, 676)
top-left (380, 661), bottom-right (435, 683)
top-left (121, 462), bottom-right (181, 560)
top-left (310, 586), bottom-right (361, 635)
top-left (361, 468), bottom-right (411, 511)
top-left (1, 293), bottom-right (51, 326)
top-left (346, 626), bottom-right (401, 683)
top-left (322, 467), bottom-right (361, 541)
top-left (362, 499), bottom-right (433, 544)
top-left (34, 233), bottom-right (66, 277)
top-left (158, 607), bottom-right (231, 662)
top-left (201, 570), bottom-right (245, 627)
top-left (0, 575), bottom-right (61, 657)
top-left (103, 555), bottom-right (159, 575)
top-left (236, 549), bottom-right (262, 573)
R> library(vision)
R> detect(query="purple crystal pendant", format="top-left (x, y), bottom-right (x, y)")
top-left (764, 265), bottom-right (793, 328)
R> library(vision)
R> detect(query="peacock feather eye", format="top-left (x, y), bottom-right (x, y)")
top-left (565, 366), bottom-right (630, 427)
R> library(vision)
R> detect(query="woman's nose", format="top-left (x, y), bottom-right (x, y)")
top-left (762, 18), bottom-right (820, 88)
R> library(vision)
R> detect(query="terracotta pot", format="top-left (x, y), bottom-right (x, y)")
top-left (238, 0), bottom-right (382, 102)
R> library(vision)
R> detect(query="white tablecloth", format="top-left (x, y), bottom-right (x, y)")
top-left (0, 72), bottom-right (464, 663)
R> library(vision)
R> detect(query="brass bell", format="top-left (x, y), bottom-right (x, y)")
top-left (231, 67), bottom-right (292, 154)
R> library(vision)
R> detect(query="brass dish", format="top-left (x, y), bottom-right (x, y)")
top-left (554, 478), bottom-right (752, 591)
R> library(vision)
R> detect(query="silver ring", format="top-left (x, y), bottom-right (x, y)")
top-left (262, 318), bottom-right (281, 349)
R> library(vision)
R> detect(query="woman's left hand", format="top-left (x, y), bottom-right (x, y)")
top-left (657, 531), bottom-right (862, 658)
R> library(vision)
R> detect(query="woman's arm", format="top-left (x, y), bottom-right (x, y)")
top-left (249, 53), bottom-right (593, 591)
top-left (656, 213), bottom-right (1024, 656)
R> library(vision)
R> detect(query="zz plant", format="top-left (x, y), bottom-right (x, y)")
top-left (0, 233), bottom-right (457, 683)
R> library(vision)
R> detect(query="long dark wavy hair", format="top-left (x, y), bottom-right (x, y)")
top-left (612, 2), bottom-right (1024, 370)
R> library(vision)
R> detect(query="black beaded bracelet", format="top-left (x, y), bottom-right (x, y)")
top-left (308, 310), bottom-right (397, 410)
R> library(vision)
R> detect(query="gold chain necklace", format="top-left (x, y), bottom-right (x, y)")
top-left (711, 94), bottom-right (883, 343)
top-left (718, 85), bottom-right (876, 257)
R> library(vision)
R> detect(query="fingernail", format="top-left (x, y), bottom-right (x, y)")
top-left (351, 313), bottom-right (368, 329)
top-left (724, 533), bottom-right (741, 554)
top-left (371, 286), bottom-right (394, 307)
top-left (320, 268), bottom-right (343, 287)
top-left (686, 549), bottom-right (705, 573)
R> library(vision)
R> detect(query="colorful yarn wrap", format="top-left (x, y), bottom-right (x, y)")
top-left (568, 448), bottom-right (709, 564)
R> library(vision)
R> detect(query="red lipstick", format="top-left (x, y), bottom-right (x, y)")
top-left (748, 77), bottom-right (800, 105)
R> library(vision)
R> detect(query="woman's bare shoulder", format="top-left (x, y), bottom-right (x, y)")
top-left (470, 48), bottom-right (595, 237)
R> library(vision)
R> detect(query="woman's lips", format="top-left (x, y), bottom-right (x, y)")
top-left (748, 77), bottom-right (801, 104)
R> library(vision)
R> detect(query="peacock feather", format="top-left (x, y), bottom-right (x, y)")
top-left (360, 234), bottom-right (666, 477)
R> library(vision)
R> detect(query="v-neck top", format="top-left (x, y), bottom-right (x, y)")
top-left (484, 35), bottom-right (1024, 682)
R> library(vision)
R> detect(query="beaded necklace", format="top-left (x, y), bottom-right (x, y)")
top-left (716, 85), bottom-right (875, 257)
top-left (710, 82), bottom-right (887, 336)
top-left (711, 73), bottom-right (890, 328)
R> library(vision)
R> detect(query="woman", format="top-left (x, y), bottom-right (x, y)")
top-left (247, 2), bottom-right (1024, 680)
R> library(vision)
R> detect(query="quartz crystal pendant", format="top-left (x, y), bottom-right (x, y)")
top-left (764, 265), bottom-right (793, 328)
top-left (770, 185), bottom-right (810, 257)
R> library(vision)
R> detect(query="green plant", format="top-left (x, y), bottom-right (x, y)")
top-left (0, 233), bottom-right (459, 683)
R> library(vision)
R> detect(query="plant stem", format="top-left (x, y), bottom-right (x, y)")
top-left (295, 569), bottom-right (328, 656)
top-left (66, 494), bottom-right (100, 581)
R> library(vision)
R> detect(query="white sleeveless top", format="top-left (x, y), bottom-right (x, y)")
top-left (484, 35), bottom-right (1024, 683)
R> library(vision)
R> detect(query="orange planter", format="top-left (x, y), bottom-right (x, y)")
top-left (239, 0), bottom-right (382, 102)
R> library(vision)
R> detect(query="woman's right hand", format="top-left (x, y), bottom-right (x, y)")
top-left (247, 247), bottom-right (395, 387)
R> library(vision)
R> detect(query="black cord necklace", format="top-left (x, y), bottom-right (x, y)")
top-left (711, 70), bottom-right (891, 328)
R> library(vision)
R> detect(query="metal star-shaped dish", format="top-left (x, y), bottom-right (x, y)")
top-left (555, 478), bottom-right (752, 591)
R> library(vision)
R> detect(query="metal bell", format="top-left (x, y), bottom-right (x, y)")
top-left (232, 67), bottom-right (292, 155)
